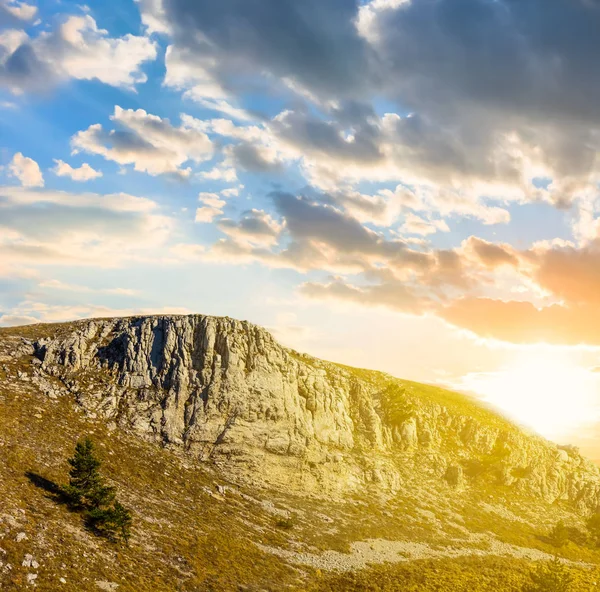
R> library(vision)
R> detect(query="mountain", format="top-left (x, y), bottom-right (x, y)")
top-left (2, 314), bottom-right (600, 591)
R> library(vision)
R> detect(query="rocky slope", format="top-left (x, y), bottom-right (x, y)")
top-left (20, 314), bottom-right (600, 510)
top-left (3, 314), bottom-right (600, 591)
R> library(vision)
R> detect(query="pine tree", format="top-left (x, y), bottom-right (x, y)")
top-left (64, 436), bottom-right (103, 506)
top-left (587, 512), bottom-right (600, 546)
top-left (63, 436), bottom-right (133, 544)
top-left (86, 501), bottom-right (133, 544)
top-left (112, 501), bottom-right (133, 544)
top-left (548, 520), bottom-right (569, 548)
top-left (525, 557), bottom-right (573, 592)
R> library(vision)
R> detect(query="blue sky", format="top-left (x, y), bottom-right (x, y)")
top-left (3, 0), bottom-right (600, 451)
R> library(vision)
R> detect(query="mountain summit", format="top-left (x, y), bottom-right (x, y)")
top-left (2, 315), bottom-right (600, 591)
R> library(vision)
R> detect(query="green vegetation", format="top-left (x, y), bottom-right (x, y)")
top-left (524, 557), bottom-right (573, 592)
top-left (379, 384), bottom-right (415, 426)
top-left (63, 436), bottom-right (133, 543)
top-left (587, 512), bottom-right (600, 547)
top-left (547, 521), bottom-right (570, 548)
top-left (543, 518), bottom-right (595, 549)
top-left (274, 516), bottom-right (296, 530)
top-left (306, 556), bottom-right (600, 592)
top-left (4, 321), bottom-right (600, 591)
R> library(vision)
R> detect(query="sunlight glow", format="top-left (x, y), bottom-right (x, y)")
top-left (458, 351), bottom-right (600, 441)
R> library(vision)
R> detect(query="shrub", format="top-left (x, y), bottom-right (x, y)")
top-left (564, 526), bottom-right (588, 546)
top-left (524, 557), bottom-right (573, 592)
top-left (547, 521), bottom-right (569, 548)
top-left (275, 517), bottom-right (295, 530)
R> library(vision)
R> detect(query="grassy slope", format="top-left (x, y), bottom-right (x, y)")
top-left (1, 321), bottom-right (600, 591)
top-left (0, 362), bottom-right (305, 591)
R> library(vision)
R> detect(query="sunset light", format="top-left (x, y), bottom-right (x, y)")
top-left (460, 351), bottom-right (600, 442)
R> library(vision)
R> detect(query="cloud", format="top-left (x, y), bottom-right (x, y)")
top-left (226, 142), bottom-right (285, 174)
top-left (400, 213), bottom-right (449, 236)
top-left (300, 277), bottom-right (423, 314)
top-left (0, 15), bottom-right (157, 94)
top-left (0, 301), bottom-right (191, 326)
top-left (52, 160), bottom-right (102, 182)
top-left (0, 0), bottom-right (37, 24)
top-left (72, 106), bottom-right (213, 177)
top-left (195, 192), bottom-right (225, 223)
top-left (217, 209), bottom-right (282, 246)
top-left (464, 237), bottom-right (519, 268)
top-left (142, 0), bottom-right (600, 214)
top-left (0, 314), bottom-right (38, 327)
top-left (529, 243), bottom-right (600, 305)
top-left (8, 152), bottom-right (43, 187)
top-left (439, 298), bottom-right (600, 346)
top-left (39, 279), bottom-right (138, 296)
top-left (143, 0), bottom-right (372, 101)
top-left (0, 186), bottom-right (174, 269)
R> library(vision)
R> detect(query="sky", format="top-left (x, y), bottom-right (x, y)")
top-left (3, 0), bottom-right (600, 454)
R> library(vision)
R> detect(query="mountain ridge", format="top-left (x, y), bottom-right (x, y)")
top-left (3, 313), bottom-right (600, 591)
top-left (6, 313), bottom-right (600, 508)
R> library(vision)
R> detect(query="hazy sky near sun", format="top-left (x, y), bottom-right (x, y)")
top-left (3, 0), bottom-right (600, 454)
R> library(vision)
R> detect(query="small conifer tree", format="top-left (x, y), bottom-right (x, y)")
top-left (525, 557), bottom-right (573, 592)
top-left (112, 501), bottom-right (133, 544)
top-left (548, 520), bottom-right (569, 548)
top-left (587, 512), bottom-right (600, 546)
top-left (63, 436), bottom-right (132, 544)
top-left (64, 436), bottom-right (103, 506)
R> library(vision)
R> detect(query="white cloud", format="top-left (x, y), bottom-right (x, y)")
top-left (195, 192), bottom-right (225, 223)
top-left (0, 301), bottom-right (191, 326)
top-left (0, 15), bottom-right (157, 94)
top-left (40, 279), bottom-right (138, 296)
top-left (53, 160), bottom-right (102, 182)
top-left (1, 0), bottom-right (37, 22)
top-left (8, 152), bottom-right (43, 187)
top-left (0, 186), bottom-right (174, 269)
top-left (164, 44), bottom-right (228, 100)
top-left (135, 0), bottom-right (170, 35)
top-left (72, 106), bottom-right (213, 177)
top-left (221, 187), bottom-right (240, 198)
top-left (198, 164), bottom-right (238, 183)
top-left (399, 213), bottom-right (450, 236)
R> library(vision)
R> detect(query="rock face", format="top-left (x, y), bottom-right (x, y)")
top-left (31, 315), bottom-right (600, 509)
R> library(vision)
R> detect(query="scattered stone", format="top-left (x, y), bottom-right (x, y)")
top-left (26, 573), bottom-right (38, 585)
top-left (96, 581), bottom-right (119, 591)
top-left (22, 554), bottom-right (39, 569)
top-left (15, 532), bottom-right (27, 542)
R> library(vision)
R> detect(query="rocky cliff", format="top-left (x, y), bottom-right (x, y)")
top-left (19, 314), bottom-right (600, 510)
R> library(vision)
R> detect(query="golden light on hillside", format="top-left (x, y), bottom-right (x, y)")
top-left (459, 350), bottom-right (600, 442)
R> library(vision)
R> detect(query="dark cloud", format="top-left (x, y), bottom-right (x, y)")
top-left (0, 42), bottom-right (56, 92)
top-left (271, 108), bottom-right (383, 164)
top-left (217, 209), bottom-right (281, 245)
top-left (158, 0), bottom-right (373, 99)
top-left (147, 0), bottom-right (600, 203)
top-left (228, 142), bottom-right (284, 173)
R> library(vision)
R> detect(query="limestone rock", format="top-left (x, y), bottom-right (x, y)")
top-left (26, 314), bottom-right (600, 508)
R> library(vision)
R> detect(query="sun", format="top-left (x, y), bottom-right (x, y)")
top-left (460, 350), bottom-right (600, 441)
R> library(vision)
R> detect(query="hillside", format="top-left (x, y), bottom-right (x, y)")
top-left (2, 314), bottom-right (600, 591)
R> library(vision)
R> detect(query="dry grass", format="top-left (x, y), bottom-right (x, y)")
top-left (2, 322), bottom-right (600, 591)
